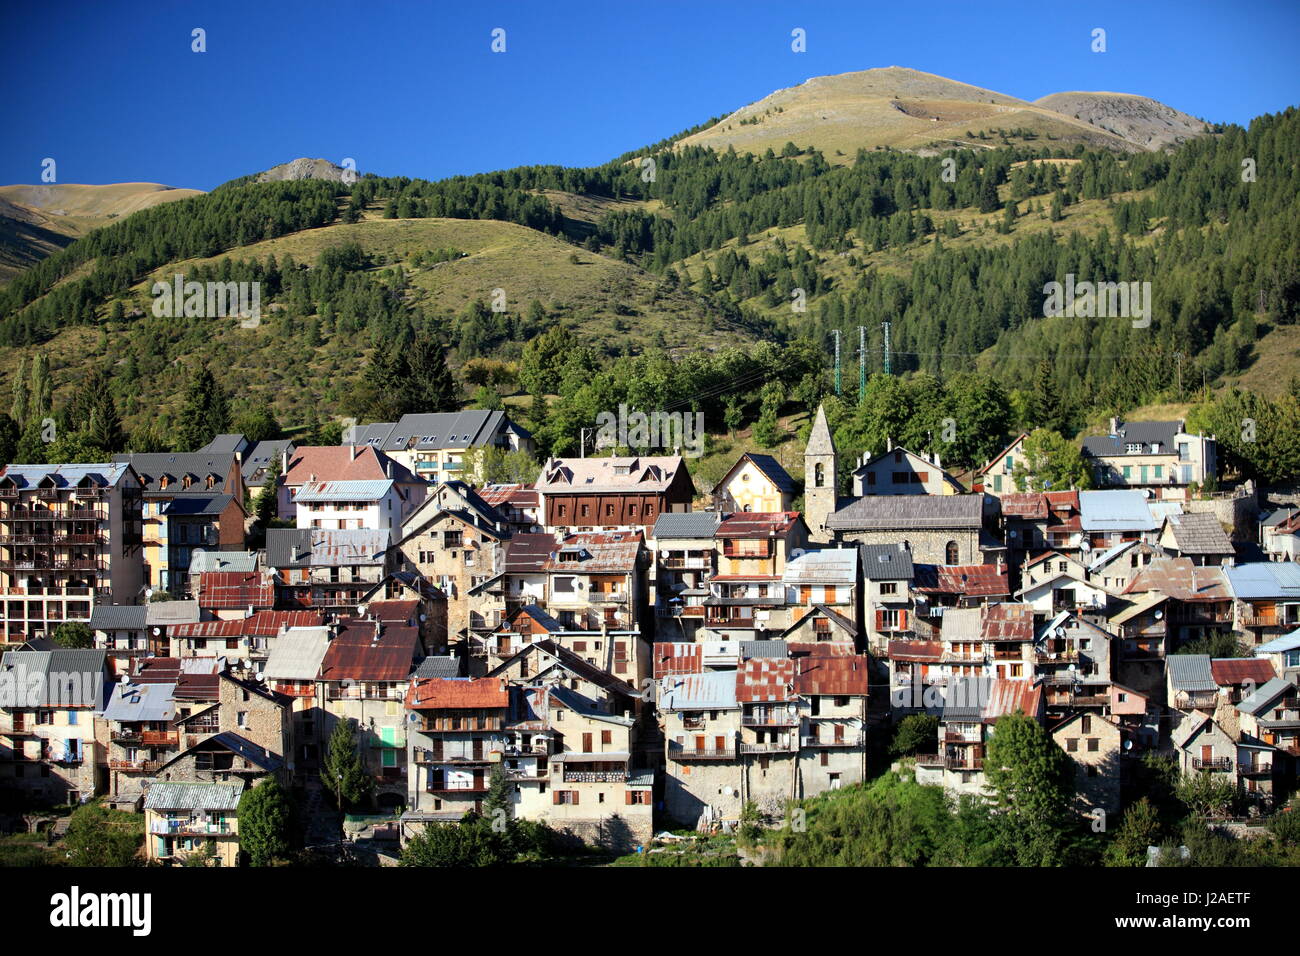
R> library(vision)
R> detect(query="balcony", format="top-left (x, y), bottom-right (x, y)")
top-left (589, 591), bottom-right (628, 605)
top-left (1239, 761), bottom-right (1273, 776)
top-left (1174, 691), bottom-right (1219, 711)
top-left (426, 783), bottom-right (488, 794)
top-left (1192, 756), bottom-right (1233, 771)
top-left (944, 731), bottom-right (982, 744)
top-left (801, 733), bottom-right (866, 749)
top-left (563, 770), bottom-right (628, 783)
top-left (149, 819), bottom-right (233, 836)
top-left (668, 743), bottom-right (736, 761)
top-left (739, 740), bottom-right (797, 754)
top-left (913, 754), bottom-right (984, 771)
top-left (413, 748), bottom-right (490, 765)
top-left (417, 719), bottom-right (504, 734)
top-left (706, 616), bottom-right (754, 629)
top-left (660, 556), bottom-right (711, 570)
top-left (109, 758), bottom-right (164, 773)
top-left (742, 711), bottom-right (799, 727)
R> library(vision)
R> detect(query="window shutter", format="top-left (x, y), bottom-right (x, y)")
top-left (625, 790), bottom-right (635, 805)
top-left (552, 790), bottom-right (562, 805)
top-left (572, 790), bottom-right (579, 806)
top-left (899, 608), bottom-right (909, 629)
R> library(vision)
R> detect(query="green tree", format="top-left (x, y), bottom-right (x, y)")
top-left (174, 363), bottom-right (231, 451)
top-left (237, 777), bottom-right (295, 866)
top-left (65, 803), bottom-right (140, 866)
top-left (1011, 428), bottom-right (1092, 492)
top-left (484, 763), bottom-right (512, 825)
top-left (51, 622), bottom-right (93, 649)
top-left (1105, 797), bottom-right (1162, 866)
top-left (0, 412), bottom-right (20, 464)
top-left (235, 403), bottom-right (282, 444)
top-left (254, 458), bottom-right (281, 526)
top-left (1175, 769), bottom-right (1237, 818)
top-left (400, 814), bottom-right (510, 867)
top-left (891, 713), bottom-right (939, 756)
top-left (324, 718), bottom-right (372, 810)
top-left (984, 712), bottom-right (1076, 865)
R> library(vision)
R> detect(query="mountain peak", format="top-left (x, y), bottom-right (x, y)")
top-left (255, 158), bottom-right (355, 183)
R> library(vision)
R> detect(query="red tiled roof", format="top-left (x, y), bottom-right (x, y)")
top-left (794, 655), bottom-right (870, 696)
top-left (735, 658), bottom-right (796, 702)
top-left (319, 620), bottom-right (419, 682)
top-left (407, 677), bottom-right (509, 710)
top-left (654, 642), bottom-right (703, 678)
top-left (196, 572), bottom-right (275, 610)
top-left (170, 610), bottom-right (322, 638)
top-left (1210, 658), bottom-right (1276, 687)
top-left (887, 639), bottom-right (942, 662)
top-left (284, 445), bottom-right (410, 486)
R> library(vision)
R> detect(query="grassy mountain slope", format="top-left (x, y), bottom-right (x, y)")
top-left (676, 67), bottom-right (1146, 159)
top-left (0, 182), bottom-right (202, 281)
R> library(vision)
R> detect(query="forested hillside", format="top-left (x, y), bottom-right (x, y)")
top-left (0, 100), bottom-right (1296, 477)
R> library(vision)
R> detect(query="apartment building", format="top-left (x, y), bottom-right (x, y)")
top-left (0, 463), bottom-right (145, 642)
top-left (535, 455), bottom-right (694, 533)
top-left (1081, 419), bottom-right (1216, 500)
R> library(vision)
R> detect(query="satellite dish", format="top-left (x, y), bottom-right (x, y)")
top-left (144, 588), bottom-right (153, 599)
top-left (1154, 610), bottom-right (1164, 620)
top-left (1123, 740), bottom-right (1133, 751)
top-left (119, 674), bottom-right (129, 684)
top-left (419, 614), bottom-right (427, 622)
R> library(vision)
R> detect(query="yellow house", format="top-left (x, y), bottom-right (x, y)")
top-left (713, 454), bottom-right (797, 513)
top-left (144, 781), bottom-right (244, 866)
top-left (852, 446), bottom-right (963, 496)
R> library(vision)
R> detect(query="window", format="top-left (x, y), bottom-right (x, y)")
top-left (601, 730), bottom-right (612, 745)
top-left (945, 541), bottom-right (960, 565)
top-left (880, 582), bottom-right (897, 595)
top-left (552, 790), bottom-right (578, 805)
top-left (1081, 716), bottom-right (1092, 733)
top-left (1087, 738), bottom-right (1099, 753)
top-left (1066, 738), bottom-right (1078, 752)
top-left (814, 463), bottom-right (825, 488)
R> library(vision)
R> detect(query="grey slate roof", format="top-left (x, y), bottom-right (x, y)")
top-left (89, 604), bottom-right (148, 631)
top-left (161, 494), bottom-right (236, 517)
top-left (741, 640), bottom-right (789, 659)
top-left (144, 782), bottom-right (244, 811)
top-left (346, 410), bottom-right (510, 452)
top-left (827, 494), bottom-right (985, 531)
top-left (242, 439), bottom-right (293, 482)
top-left (549, 685), bottom-right (635, 726)
top-left (1168, 654), bottom-right (1217, 692)
top-left (412, 655), bottom-right (461, 680)
top-left (113, 452), bottom-right (238, 494)
top-left (198, 434), bottom-right (250, 455)
top-left (652, 511), bottom-right (723, 540)
top-left (1164, 513), bottom-right (1233, 555)
top-left (1081, 421), bottom-right (1183, 458)
top-left (741, 454), bottom-right (797, 493)
top-left (0, 462), bottom-right (133, 488)
top-left (265, 528), bottom-right (313, 569)
top-left (860, 543), bottom-right (914, 580)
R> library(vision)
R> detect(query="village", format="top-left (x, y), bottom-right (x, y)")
top-left (0, 402), bottom-right (1295, 865)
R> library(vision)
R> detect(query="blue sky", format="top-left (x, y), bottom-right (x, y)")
top-left (2, 0), bottom-right (1297, 190)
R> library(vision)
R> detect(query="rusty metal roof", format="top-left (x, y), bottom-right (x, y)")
top-left (542, 531), bottom-right (642, 573)
top-left (982, 603), bottom-right (1035, 642)
top-left (1001, 493), bottom-right (1048, 518)
top-left (654, 642), bottom-right (703, 678)
top-left (170, 610), bottom-right (322, 638)
top-left (196, 571), bottom-right (276, 610)
top-left (735, 658), bottom-right (797, 702)
top-left (1210, 658), bottom-right (1276, 687)
top-left (1124, 557), bottom-right (1231, 601)
top-left (319, 620), bottom-right (419, 682)
top-left (914, 563), bottom-right (1009, 597)
top-left (793, 655), bottom-right (870, 696)
top-left (717, 511), bottom-right (802, 538)
top-left (407, 676), bottom-right (508, 710)
top-left (887, 639), bottom-right (943, 662)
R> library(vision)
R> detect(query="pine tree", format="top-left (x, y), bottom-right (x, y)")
top-left (174, 363), bottom-right (231, 451)
top-left (324, 717), bottom-right (372, 810)
top-left (407, 334), bottom-right (459, 412)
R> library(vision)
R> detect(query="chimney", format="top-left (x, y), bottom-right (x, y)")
top-left (886, 437), bottom-right (893, 453)
top-left (934, 450), bottom-right (941, 470)
top-left (351, 444), bottom-right (360, 460)
top-left (1109, 417), bottom-right (1120, 435)
top-left (997, 555), bottom-right (1005, 575)
top-left (281, 447), bottom-right (290, 473)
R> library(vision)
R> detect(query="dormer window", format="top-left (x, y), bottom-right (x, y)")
top-left (613, 465), bottom-right (631, 476)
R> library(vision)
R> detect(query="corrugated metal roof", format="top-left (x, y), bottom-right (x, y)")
top-left (1225, 562), bottom-right (1300, 600)
top-left (982, 603), bottom-right (1035, 641)
top-left (658, 671), bottom-right (738, 710)
top-left (144, 782), bottom-right (244, 811)
top-left (170, 610), bottom-right (323, 639)
top-left (653, 643), bottom-right (703, 678)
top-left (717, 512), bottom-right (802, 538)
top-left (740, 640), bottom-right (788, 659)
top-left (1168, 654), bottom-right (1217, 692)
top-left (1238, 677), bottom-right (1295, 716)
top-left (0, 649), bottom-right (106, 708)
top-left (783, 548), bottom-right (857, 585)
top-left (102, 681), bottom-right (176, 722)
top-left (196, 572), bottom-right (276, 609)
top-left (407, 677), bottom-right (508, 709)
top-left (263, 626), bottom-right (332, 681)
top-left (90, 604), bottom-right (147, 631)
top-left (1124, 558), bottom-right (1231, 601)
top-left (1210, 658), bottom-right (1276, 687)
top-left (736, 658), bottom-right (797, 702)
top-left (541, 531), bottom-right (641, 573)
top-left (652, 511), bottom-right (722, 540)
top-left (1255, 628), bottom-right (1300, 654)
top-left (887, 639), bottom-right (942, 662)
top-left (144, 600), bottom-right (201, 626)
top-left (940, 607), bottom-right (983, 641)
top-left (1078, 490), bottom-right (1159, 532)
top-left (293, 479), bottom-right (395, 502)
top-left (794, 655), bottom-right (869, 696)
top-left (412, 655), bottom-right (461, 679)
top-left (189, 549), bottom-right (258, 573)
top-left (320, 620), bottom-right (419, 682)
top-left (913, 564), bottom-right (1009, 597)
